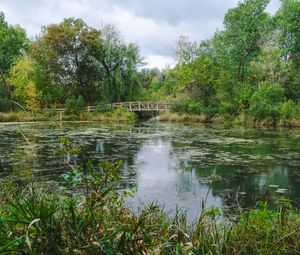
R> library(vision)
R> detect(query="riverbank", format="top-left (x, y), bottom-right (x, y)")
top-left (159, 111), bottom-right (300, 128)
top-left (0, 109), bottom-right (136, 123)
top-left (1, 162), bottom-right (299, 255)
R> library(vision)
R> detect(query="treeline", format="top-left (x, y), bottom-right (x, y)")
top-left (1, 0), bottom-right (300, 123)
top-left (0, 14), bottom-right (142, 111)
top-left (143, 0), bottom-right (300, 123)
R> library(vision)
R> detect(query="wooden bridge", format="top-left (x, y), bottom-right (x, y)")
top-left (43, 101), bottom-right (173, 113)
top-left (111, 101), bottom-right (173, 112)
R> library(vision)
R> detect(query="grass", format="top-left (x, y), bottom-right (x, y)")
top-left (159, 111), bottom-right (300, 128)
top-left (0, 109), bottom-right (136, 123)
top-left (159, 111), bottom-right (209, 123)
top-left (0, 161), bottom-right (299, 254)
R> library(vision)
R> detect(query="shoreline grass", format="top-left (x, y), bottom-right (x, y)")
top-left (0, 109), bottom-right (136, 123)
top-left (159, 111), bottom-right (300, 128)
top-left (0, 161), bottom-right (299, 254)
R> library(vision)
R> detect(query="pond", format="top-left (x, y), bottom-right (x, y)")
top-left (1, 121), bottom-right (300, 219)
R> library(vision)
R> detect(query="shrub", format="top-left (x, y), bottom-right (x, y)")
top-left (65, 96), bottom-right (85, 115)
top-left (277, 100), bottom-right (298, 121)
top-left (188, 102), bottom-right (202, 114)
top-left (171, 100), bottom-right (190, 113)
top-left (171, 100), bottom-right (203, 114)
top-left (220, 101), bottom-right (239, 117)
top-left (95, 102), bottom-right (113, 113)
top-left (0, 97), bottom-right (13, 112)
top-left (249, 83), bottom-right (284, 120)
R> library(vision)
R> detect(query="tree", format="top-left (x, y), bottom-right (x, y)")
top-left (0, 12), bottom-right (27, 74)
top-left (276, 0), bottom-right (300, 100)
top-left (9, 56), bottom-right (41, 109)
top-left (218, 0), bottom-right (271, 81)
top-left (30, 18), bottom-right (102, 103)
top-left (248, 31), bottom-right (282, 83)
top-left (177, 56), bottom-right (221, 111)
top-left (174, 35), bottom-right (199, 65)
top-left (91, 24), bottom-right (142, 102)
top-left (0, 12), bottom-right (27, 111)
top-left (276, 0), bottom-right (300, 65)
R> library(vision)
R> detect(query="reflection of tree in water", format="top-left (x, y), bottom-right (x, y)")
top-left (0, 130), bottom-right (18, 178)
top-left (77, 136), bottom-right (144, 189)
top-left (169, 128), bottom-right (300, 209)
top-left (0, 124), bottom-right (147, 190)
top-left (1, 122), bottom-right (300, 212)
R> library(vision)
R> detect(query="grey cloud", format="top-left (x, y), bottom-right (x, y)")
top-left (110, 0), bottom-right (237, 25)
top-left (0, 0), bottom-right (281, 68)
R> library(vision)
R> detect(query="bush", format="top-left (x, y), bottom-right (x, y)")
top-left (95, 102), bottom-right (113, 113)
top-left (0, 97), bottom-right (13, 112)
top-left (220, 101), bottom-right (239, 117)
top-left (188, 102), bottom-right (202, 114)
top-left (65, 96), bottom-right (85, 115)
top-left (172, 100), bottom-right (202, 114)
top-left (277, 100), bottom-right (298, 121)
top-left (172, 100), bottom-right (190, 113)
top-left (249, 83), bottom-right (284, 120)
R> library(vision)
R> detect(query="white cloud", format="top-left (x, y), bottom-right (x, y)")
top-left (146, 55), bottom-right (176, 69)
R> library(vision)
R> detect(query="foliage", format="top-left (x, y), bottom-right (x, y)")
top-left (225, 200), bottom-right (300, 254)
top-left (92, 24), bottom-right (142, 103)
top-left (0, 12), bottom-right (27, 112)
top-left (65, 96), bottom-right (85, 115)
top-left (0, 12), bottom-right (27, 74)
top-left (29, 19), bottom-right (141, 106)
top-left (218, 0), bottom-right (271, 81)
top-left (1, 0), bottom-right (300, 124)
top-left (277, 100), bottom-right (300, 121)
top-left (172, 100), bottom-right (202, 114)
top-left (276, 0), bottom-right (300, 68)
top-left (9, 56), bottom-right (41, 109)
top-left (30, 18), bottom-right (101, 104)
top-left (249, 83), bottom-right (285, 120)
top-left (0, 162), bottom-right (299, 254)
top-left (0, 79), bottom-right (13, 112)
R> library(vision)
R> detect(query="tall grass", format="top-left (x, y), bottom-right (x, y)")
top-left (0, 109), bottom-right (136, 123)
top-left (0, 163), bottom-right (299, 254)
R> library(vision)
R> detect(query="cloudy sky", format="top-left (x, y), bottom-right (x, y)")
top-left (0, 0), bottom-right (281, 68)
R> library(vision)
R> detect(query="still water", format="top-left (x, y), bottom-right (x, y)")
top-left (0, 121), bottom-right (300, 219)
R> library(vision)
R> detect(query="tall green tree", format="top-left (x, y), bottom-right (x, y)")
top-left (0, 12), bottom-right (27, 111)
top-left (174, 35), bottom-right (199, 65)
top-left (217, 0), bottom-right (271, 81)
top-left (0, 12), bottom-right (27, 74)
top-left (91, 24), bottom-right (142, 102)
top-left (30, 18), bottom-right (101, 103)
top-left (276, 0), bottom-right (300, 100)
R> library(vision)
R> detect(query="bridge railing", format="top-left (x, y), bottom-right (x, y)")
top-left (112, 101), bottom-right (173, 111)
top-left (42, 101), bottom-right (173, 113)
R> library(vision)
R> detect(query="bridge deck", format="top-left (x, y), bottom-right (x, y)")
top-left (112, 101), bottom-right (173, 112)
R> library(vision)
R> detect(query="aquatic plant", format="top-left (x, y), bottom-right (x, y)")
top-left (0, 138), bottom-right (299, 254)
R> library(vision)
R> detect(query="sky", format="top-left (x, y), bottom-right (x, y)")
top-left (0, 0), bottom-right (281, 69)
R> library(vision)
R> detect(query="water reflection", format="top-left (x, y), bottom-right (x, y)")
top-left (0, 122), bottom-right (300, 218)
